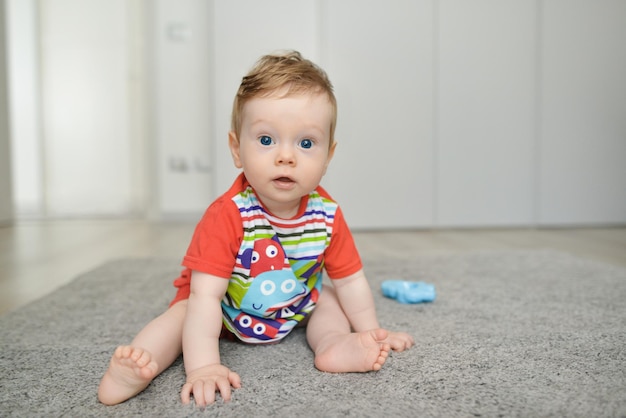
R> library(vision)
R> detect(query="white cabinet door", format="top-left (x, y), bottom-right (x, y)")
top-left (0, 0), bottom-right (12, 223)
top-left (154, 0), bottom-right (213, 215)
top-left (436, 0), bottom-right (537, 227)
top-left (539, 0), bottom-right (626, 225)
top-left (40, 0), bottom-right (136, 216)
top-left (322, 0), bottom-right (435, 229)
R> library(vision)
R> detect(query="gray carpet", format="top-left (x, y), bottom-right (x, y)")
top-left (1, 251), bottom-right (625, 417)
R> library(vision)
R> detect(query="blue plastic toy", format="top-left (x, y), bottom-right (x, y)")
top-left (381, 280), bottom-right (436, 304)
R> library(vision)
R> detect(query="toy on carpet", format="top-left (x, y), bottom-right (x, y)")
top-left (381, 280), bottom-right (436, 304)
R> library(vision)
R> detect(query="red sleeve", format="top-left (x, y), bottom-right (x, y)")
top-left (182, 195), bottom-right (243, 278)
top-left (323, 206), bottom-right (363, 279)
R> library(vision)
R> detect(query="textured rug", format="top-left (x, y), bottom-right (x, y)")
top-left (1, 251), bottom-right (625, 417)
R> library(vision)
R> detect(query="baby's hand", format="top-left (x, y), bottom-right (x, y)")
top-left (385, 331), bottom-right (414, 352)
top-left (181, 364), bottom-right (241, 406)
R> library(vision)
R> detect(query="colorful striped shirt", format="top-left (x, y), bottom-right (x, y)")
top-left (173, 173), bottom-right (362, 343)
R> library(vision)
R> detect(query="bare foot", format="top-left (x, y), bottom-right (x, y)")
top-left (98, 346), bottom-right (159, 405)
top-left (313, 329), bottom-right (391, 373)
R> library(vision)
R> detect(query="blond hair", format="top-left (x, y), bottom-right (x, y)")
top-left (231, 51), bottom-right (337, 147)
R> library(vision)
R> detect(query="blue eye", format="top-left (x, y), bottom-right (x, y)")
top-left (300, 139), bottom-right (313, 149)
top-left (259, 135), bottom-right (273, 146)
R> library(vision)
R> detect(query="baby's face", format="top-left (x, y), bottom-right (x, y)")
top-left (229, 92), bottom-right (336, 218)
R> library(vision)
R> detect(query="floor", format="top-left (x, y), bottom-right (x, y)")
top-left (1, 219), bottom-right (625, 315)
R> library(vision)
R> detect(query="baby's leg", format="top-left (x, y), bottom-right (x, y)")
top-left (306, 286), bottom-right (390, 373)
top-left (98, 300), bottom-right (187, 405)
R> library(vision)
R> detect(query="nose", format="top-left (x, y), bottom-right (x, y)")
top-left (276, 144), bottom-right (296, 166)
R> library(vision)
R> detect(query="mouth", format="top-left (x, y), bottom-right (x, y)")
top-left (273, 176), bottom-right (296, 188)
top-left (274, 176), bottom-right (294, 183)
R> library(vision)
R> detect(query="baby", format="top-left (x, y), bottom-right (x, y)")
top-left (98, 50), bottom-right (414, 407)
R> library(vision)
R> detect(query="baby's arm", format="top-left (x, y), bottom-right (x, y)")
top-left (333, 269), bottom-right (414, 351)
top-left (180, 271), bottom-right (241, 406)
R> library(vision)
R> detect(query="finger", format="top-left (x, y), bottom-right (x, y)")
top-left (216, 378), bottom-right (233, 402)
top-left (204, 380), bottom-right (217, 405)
top-left (228, 370), bottom-right (242, 388)
top-left (192, 380), bottom-right (206, 407)
top-left (389, 333), bottom-right (413, 351)
top-left (180, 383), bottom-right (193, 404)
top-left (397, 340), bottom-right (411, 352)
top-left (392, 339), bottom-right (406, 351)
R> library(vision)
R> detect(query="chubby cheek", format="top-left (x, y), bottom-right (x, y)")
top-left (236, 146), bottom-right (259, 169)
top-left (241, 159), bottom-right (269, 185)
top-left (302, 165), bottom-right (328, 187)
top-left (241, 149), bottom-right (274, 171)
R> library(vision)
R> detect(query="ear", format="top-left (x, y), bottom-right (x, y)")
top-left (323, 141), bottom-right (337, 175)
top-left (228, 131), bottom-right (243, 168)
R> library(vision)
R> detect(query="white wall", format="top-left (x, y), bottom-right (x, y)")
top-left (6, 0), bottom-right (626, 227)
top-left (6, 0), bottom-right (41, 217)
top-left (38, 0), bottom-right (142, 216)
top-left (436, 0), bottom-right (536, 226)
top-left (7, 0), bottom-right (147, 218)
top-left (322, 0), bottom-right (435, 228)
top-left (153, 0), bottom-right (213, 216)
top-left (0, 0), bottom-right (14, 224)
top-left (539, 0), bottom-right (626, 225)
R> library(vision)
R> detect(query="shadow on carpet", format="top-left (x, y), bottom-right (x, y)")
top-left (1, 251), bottom-right (625, 417)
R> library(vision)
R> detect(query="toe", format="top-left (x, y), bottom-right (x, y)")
top-left (136, 351), bottom-right (150, 367)
top-left (371, 328), bottom-right (388, 342)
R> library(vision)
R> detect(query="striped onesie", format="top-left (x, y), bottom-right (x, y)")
top-left (171, 173), bottom-right (362, 344)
